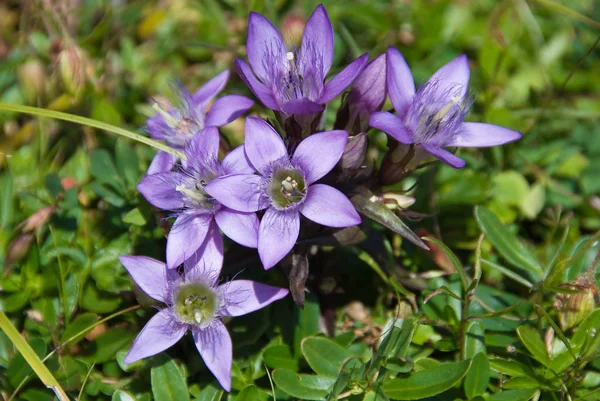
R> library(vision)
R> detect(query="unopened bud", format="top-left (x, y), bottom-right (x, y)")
top-left (347, 54), bottom-right (386, 133)
top-left (5, 233), bottom-right (34, 267)
top-left (340, 132), bottom-right (367, 170)
top-left (17, 60), bottom-right (46, 103)
top-left (382, 192), bottom-right (415, 210)
top-left (57, 45), bottom-right (87, 97)
top-left (16, 206), bottom-right (55, 233)
top-left (557, 278), bottom-right (597, 331)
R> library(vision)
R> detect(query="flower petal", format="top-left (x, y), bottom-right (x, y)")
top-left (422, 144), bottom-right (466, 169)
top-left (205, 95), bottom-right (254, 127)
top-left (427, 54), bottom-right (470, 103)
top-left (369, 111), bottom-right (413, 144)
top-left (447, 122), bottom-right (522, 148)
top-left (301, 4), bottom-right (334, 76)
top-left (292, 130), bottom-right (347, 184)
top-left (244, 117), bottom-right (288, 172)
top-left (247, 11), bottom-right (286, 83)
top-left (220, 280), bottom-right (288, 317)
top-left (204, 174), bottom-right (263, 213)
top-left (184, 221), bottom-right (224, 285)
top-left (301, 184), bottom-right (361, 227)
top-left (186, 126), bottom-right (220, 161)
top-left (123, 309), bottom-right (187, 364)
top-left (147, 151), bottom-right (178, 175)
top-left (215, 207), bottom-right (259, 248)
top-left (280, 98), bottom-right (324, 115)
top-left (137, 172), bottom-right (185, 210)
top-left (387, 46), bottom-right (415, 116)
top-left (235, 58), bottom-right (280, 110)
top-left (193, 321), bottom-right (232, 392)
top-left (222, 145), bottom-right (255, 175)
top-left (192, 70), bottom-right (230, 106)
top-left (119, 256), bottom-right (169, 302)
top-left (318, 53), bottom-right (369, 104)
top-left (258, 208), bottom-right (300, 270)
top-left (166, 214), bottom-right (212, 269)
top-left (348, 53), bottom-right (387, 115)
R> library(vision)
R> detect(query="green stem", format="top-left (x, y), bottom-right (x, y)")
top-left (0, 311), bottom-right (70, 401)
top-left (0, 102), bottom-right (185, 159)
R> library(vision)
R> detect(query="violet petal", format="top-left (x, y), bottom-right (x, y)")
top-left (426, 54), bottom-right (470, 103)
top-left (422, 144), bottom-right (466, 169)
top-left (193, 321), bottom-right (232, 392)
top-left (280, 98), bottom-right (325, 115)
top-left (292, 130), bottom-right (348, 184)
top-left (215, 207), bottom-right (259, 248)
top-left (147, 151), bottom-right (178, 175)
top-left (220, 280), bottom-right (289, 317)
top-left (301, 4), bottom-right (334, 76)
top-left (244, 117), bottom-right (288, 173)
top-left (119, 255), bottom-right (169, 303)
top-left (205, 95), bottom-right (254, 127)
top-left (247, 12), bottom-right (286, 83)
top-left (137, 172), bottom-right (185, 210)
top-left (235, 58), bottom-right (280, 110)
top-left (184, 221), bottom-right (224, 284)
top-left (258, 208), bottom-right (300, 270)
top-left (447, 122), bottom-right (522, 148)
top-left (222, 145), bottom-right (255, 175)
top-left (300, 184), bottom-right (361, 227)
top-left (369, 111), bottom-right (414, 144)
top-left (204, 174), bottom-right (263, 213)
top-left (318, 53), bottom-right (369, 104)
top-left (187, 127), bottom-right (220, 161)
top-left (192, 70), bottom-right (230, 106)
top-left (387, 46), bottom-right (415, 116)
top-left (166, 213), bottom-right (212, 269)
top-left (349, 53), bottom-right (387, 115)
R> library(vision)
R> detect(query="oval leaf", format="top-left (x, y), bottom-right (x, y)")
top-left (151, 359), bottom-right (190, 401)
top-left (464, 353), bottom-right (490, 399)
top-left (301, 336), bottom-right (358, 377)
top-left (382, 359), bottom-right (471, 400)
top-left (516, 326), bottom-right (550, 367)
top-left (272, 369), bottom-right (331, 400)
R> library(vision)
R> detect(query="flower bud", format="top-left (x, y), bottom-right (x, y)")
top-left (340, 132), bottom-right (367, 170)
top-left (17, 60), bottom-right (46, 103)
top-left (346, 54), bottom-right (386, 133)
top-left (16, 206), bottom-right (55, 232)
top-left (557, 278), bottom-right (597, 331)
top-left (5, 233), bottom-right (34, 267)
top-left (57, 45), bottom-right (87, 97)
top-left (382, 192), bottom-right (415, 210)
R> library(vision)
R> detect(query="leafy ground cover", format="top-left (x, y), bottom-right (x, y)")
top-left (1, 1), bottom-right (599, 400)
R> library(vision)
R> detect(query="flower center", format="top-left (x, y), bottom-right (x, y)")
top-left (268, 167), bottom-right (306, 209)
top-left (281, 51), bottom-right (306, 101)
top-left (176, 174), bottom-right (217, 210)
top-left (173, 282), bottom-right (219, 329)
top-left (152, 101), bottom-right (201, 146)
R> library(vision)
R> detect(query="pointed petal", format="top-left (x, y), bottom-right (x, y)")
top-left (235, 58), bottom-right (280, 110)
top-left (292, 130), bottom-right (347, 184)
top-left (369, 111), bottom-right (413, 144)
top-left (427, 54), bottom-right (470, 103)
top-left (301, 184), bottom-right (361, 227)
top-left (387, 46), bottom-right (415, 116)
top-left (220, 280), bottom-right (288, 317)
top-left (244, 117), bottom-right (288, 172)
top-left (186, 126), bottom-right (220, 161)
top-left (205, 95), bottom-right (254, 127)
top-left (137, 172), bottom-right (184, 210)
top-left (184, 222), bottom-right (224, 285)
top-left (301, 4), bottom-right (334, 75)
top-left (215, 207), bottom-right (259, 248)
top-left (193, 321), bottom-right (232, 392)
top-left (348, 53), bottom-right (387, 115)
top-left (222, 145), bottom-right (255, 175)
top-left (204, 174), bottom-right (263, 213)
top-left (147, 151), bottom-right (178, 175)
top-left (280, 98), bottom-right (324, 115)
top-left (447, 122), bottom-right (522, 148)
top-left (318, 53), bottom-right (369, 104)
top-left (119, 256), bottom-right (169, 302)
top-left (123, 310), bottom-right (187, 364)
top-left (422, 144), bottom-right (466, 169)
top-left (166, 214), bottom-right (212, 269)
top-left (247, 12), bottom-right (286, 83)
top-left (192, 70), bottom-right (230, 106)
top-left (258, 208), bottom-right (300, 270)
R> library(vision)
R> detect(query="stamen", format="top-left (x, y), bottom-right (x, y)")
top-left (152, 102), bottom-right (179, 128)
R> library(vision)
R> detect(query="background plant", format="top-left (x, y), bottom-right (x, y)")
top-left (1, 0), bottom-right (599, 400)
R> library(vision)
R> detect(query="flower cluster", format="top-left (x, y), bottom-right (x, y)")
top-left (122, 2), bottom-right (522, 392)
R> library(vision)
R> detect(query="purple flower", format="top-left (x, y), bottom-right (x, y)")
top-left (347, 53), bottom-right (387, 132)
top-left (370, 47), bottom-right (522, 169)
top-left (146, 70), bottom-right (254, 174)
top-left (119, 253), bottom-right (289, 391)
top-left (205, 117), bottom-right (361, 269)
top-left (235, 4), bottom-right (368, 115)
top-left (137, 127), bottom-right (259, 269)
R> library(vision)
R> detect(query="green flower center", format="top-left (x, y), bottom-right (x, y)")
top-left (173, 282), bottom-right (219, 328)
top-left (268, 168), bottom-right (306, 209)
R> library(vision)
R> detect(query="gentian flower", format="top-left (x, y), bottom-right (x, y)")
top-left (119, 252), bottom-right (289, 391)
top-left (346, 53), bottom-right (387, 133)
top-left (205, 117), bottom-right (361, 269)
top-left (146, 70), bottom-right (253, 174)
top-left (370, 47), bottom-right (522, 168)
top-left (137, 127), bottom-right (259, 269)
top-left (235, 4), bottom-right (368, 115)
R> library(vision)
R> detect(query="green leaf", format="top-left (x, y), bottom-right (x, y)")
top-left (112, 390), bottom-right (138, 401)
top-left (272, 369), bottom-right (332, 400)
top-left (90, 149), bottom-right (122, 189)
top-left (351, 187), bottom-right (428, 249)
top-left (516, 326), bottom-right (550, 367)
top-left (236, 385), bottom-right (268, 401)
top-left (263, 344), bottom-right (298, 371)
top-left (151, 359), bottom-right (190, 401)
top-left (489, 358), bottom-right (535, 378)
top-left (123, 208), bottom-right (147, 226)
top-left (382, 359), bottom-right (471, 400)
top-left (487, 389), bottom-right (539, 401)
top-left (362, 387), bottom-right (390, 401)
top-left (475, 206), bottom-right (543, 278)
top-left (464, 353), bottom-right (490, 399)
top-left (301, 336), bottom-right (359, 377)
top-left (464, 321), bottom-right (486, 359)
top-left (422, 236), bottom-right (469, 290)
top-left (492, 170), bottom-right (530, 207)
top-left (60, 312), bottom-right (98, 345)
top-left (378, 317), bottom-right (417, 360)
top-left (520, 183), bottom-right (546, 220)
top-left (571, 309), bottom-right (600, 357)
top-left (193, 384), bottom-right (223, 401)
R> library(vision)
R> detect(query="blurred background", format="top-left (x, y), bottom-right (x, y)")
top-left (1, 0), bottom-right (599, 399)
